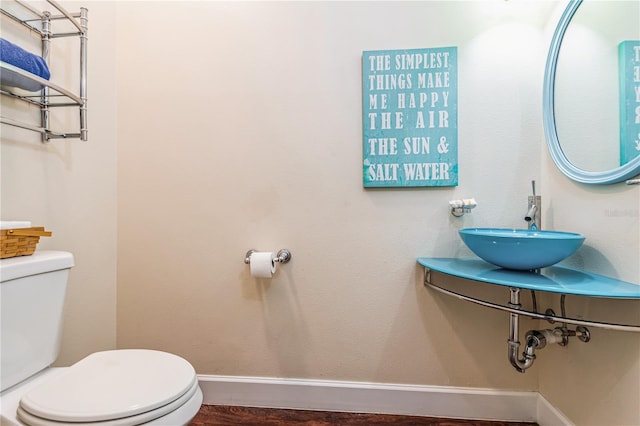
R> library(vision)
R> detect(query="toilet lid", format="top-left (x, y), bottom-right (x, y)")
top-left (19, 349), bottom-right (197, 423)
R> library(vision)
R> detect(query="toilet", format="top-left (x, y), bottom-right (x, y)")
top-left (0, 250), bottom-right (203, 425)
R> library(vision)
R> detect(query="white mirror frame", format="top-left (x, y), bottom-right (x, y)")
top-left (543, 0), bottom-right (640, 184)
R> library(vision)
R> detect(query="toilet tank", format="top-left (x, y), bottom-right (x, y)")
top-left (0, 251), bottom-right (74, 391)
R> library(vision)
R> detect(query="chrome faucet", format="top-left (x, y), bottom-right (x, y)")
top-left (524, 180), bottom-right (541, 230)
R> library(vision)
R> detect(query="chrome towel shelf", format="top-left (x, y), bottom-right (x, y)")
top-left (0, 0), bottom-right (88, 141)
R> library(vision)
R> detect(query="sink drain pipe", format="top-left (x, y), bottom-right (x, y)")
top-left (508, 287), bottom-right (536, 373)
top-left (507, 288), bottom-right (565, 373)
top-left (507, 287), bottom-right (589, 373)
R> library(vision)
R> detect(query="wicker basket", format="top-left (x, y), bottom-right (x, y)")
top-left (0, 227), bottom-right (52, 259)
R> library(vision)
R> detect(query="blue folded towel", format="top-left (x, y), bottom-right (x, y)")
top-left (0, 37), bottom-right (50, 91)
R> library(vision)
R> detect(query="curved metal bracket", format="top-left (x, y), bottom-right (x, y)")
top-left (244, 249), bottom-right (257, 265)
top-left (423, 269), bottom-right (640, 333)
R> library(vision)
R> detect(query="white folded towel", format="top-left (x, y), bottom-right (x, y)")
top-left (0, 221), bottom-right (32, 230)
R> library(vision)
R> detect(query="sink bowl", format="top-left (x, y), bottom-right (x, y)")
top-left (459, 228), bottom-right (585, 270)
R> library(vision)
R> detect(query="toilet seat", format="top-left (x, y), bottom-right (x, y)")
top-left (16, 349), bottom-right (198, 426)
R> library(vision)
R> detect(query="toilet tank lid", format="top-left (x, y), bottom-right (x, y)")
top-left (0, 251), bottom-right (74, 283)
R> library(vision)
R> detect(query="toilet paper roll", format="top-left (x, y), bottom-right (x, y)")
top-left (250, 252), bottom-right (277, 278)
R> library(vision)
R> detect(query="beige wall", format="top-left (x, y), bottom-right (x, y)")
top-left (0, 1), bottom-right (118, 364)
top-left (539, 144), bottom-right (640, 425)
top-left (115, 2), bottom-right (640, 423)
top-left (536, 3), bottom-right (640, 424)
top-left (115, 1), bottom-right (552, 390)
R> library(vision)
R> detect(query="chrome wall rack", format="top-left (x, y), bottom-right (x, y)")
top-left (1, 0), bottom-right (88, 141)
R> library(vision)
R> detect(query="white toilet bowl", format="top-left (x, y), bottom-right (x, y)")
top-left (0, 349), bottom-right (203, 426)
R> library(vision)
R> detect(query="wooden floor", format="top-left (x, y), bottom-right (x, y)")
top-left (189, 405), bottom-right (539, 425)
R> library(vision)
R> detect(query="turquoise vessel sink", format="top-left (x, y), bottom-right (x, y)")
top-left (459, 228), bottom-right (586, 271)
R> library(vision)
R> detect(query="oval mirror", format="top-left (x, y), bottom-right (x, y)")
top-left (543, 0), bottom-right (640, 184)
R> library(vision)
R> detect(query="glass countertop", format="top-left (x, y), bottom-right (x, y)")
top-left (417, 258), bottom-right (640, 299)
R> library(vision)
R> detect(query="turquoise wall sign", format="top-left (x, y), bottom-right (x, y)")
top-left (362, 47), bottom-right (458, 187)
top-left (619, 40), bottom-right (640, 165)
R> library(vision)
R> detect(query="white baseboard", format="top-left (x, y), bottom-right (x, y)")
top-left (536, 394), bottom-right (575, 426)
top-left (198, 375), bottom-right (570, 424)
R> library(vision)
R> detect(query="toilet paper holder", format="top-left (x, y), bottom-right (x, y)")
top-left (244, 249), bottom-right (292, 264)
